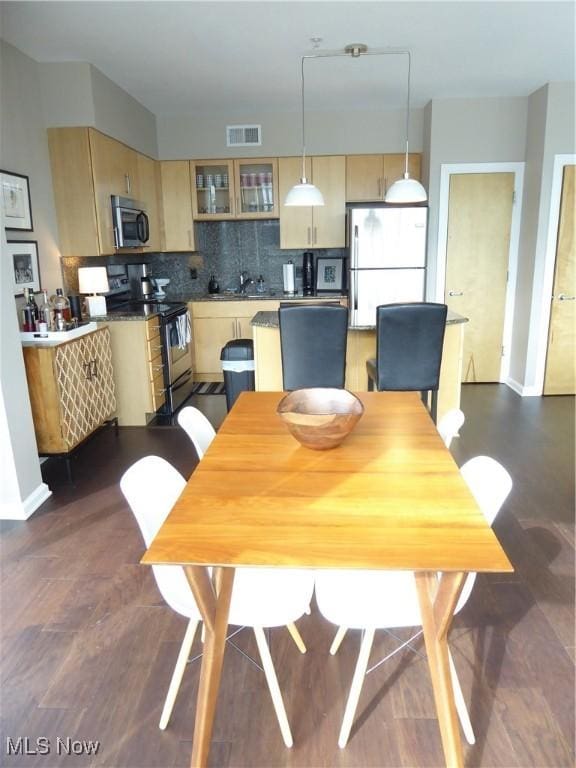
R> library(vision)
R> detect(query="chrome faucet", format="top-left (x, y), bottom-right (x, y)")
top-left (239, 271), bottom-right (254, 294)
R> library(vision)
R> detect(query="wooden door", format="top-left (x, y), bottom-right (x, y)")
top-left (278, 156), bottom-right (312, 248)
top-left (311, 155), bottom-right (346, 248)
top-left (382, 153), bottom-right (422, 197)
top-left (445, 172), bottom-right (514, 382)
top-left (159, 161), bottom-right (195, 251)
top-left (346, 155), bottom-right (384, 201)
top-left (544, 164), bottom-right (575, 394)
top-left (136, 153), bottom-right (162, 251)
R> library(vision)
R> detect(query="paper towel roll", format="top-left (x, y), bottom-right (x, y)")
top-left (283, 262), bottom-right (295, 294)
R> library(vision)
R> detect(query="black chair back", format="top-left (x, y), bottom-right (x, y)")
top-left (279, 304), bottom-right (348, 390)
top-left (367, 302), bottom-right (447, 420)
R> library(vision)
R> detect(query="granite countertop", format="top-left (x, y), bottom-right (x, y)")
top-left (184, 291), bottom-right (346, 303)
top-left (251, 309), bottom-right (468, 329)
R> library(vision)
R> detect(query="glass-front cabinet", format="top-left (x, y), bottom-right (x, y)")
top-left (234, 158), bottom-right (279, 219)
top-left (190, 158), bottom-right (279, 220)
top-left (191, 160), bottom-right (235, 220)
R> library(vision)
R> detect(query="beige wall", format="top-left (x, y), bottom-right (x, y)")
top-left (156, 107), bottom-right (424, 159)
top-left (40, 61), bottom-right (96, 127)
top-left (40, 61), bottom-right (159, 157)
top-left (511, 82), bottom-right (576, 388)
top-left (0, 41), bottom-right (49, 515)
top-left (425, 96), bottom-right (529, 295)
top-left (90, 65), bottom-right (158, 157)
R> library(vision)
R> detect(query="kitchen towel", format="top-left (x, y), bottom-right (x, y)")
top-left (175, 312), bottom-right (192, 349)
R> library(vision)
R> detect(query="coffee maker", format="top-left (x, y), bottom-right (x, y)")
top-left (127, 263), bottom-right (154, 300)
top-left (302, 252), bottom-right (315, 295)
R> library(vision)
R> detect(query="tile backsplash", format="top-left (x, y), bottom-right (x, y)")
top-left (62, 220), bottom-right (346, 298)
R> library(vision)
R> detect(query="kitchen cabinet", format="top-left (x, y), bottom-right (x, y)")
top-left (278, 155), bottom-right (346, 249)
top-left (103, 317), bottom-right (166, 426)
top-left (190, 300), bottom-right (281, 381)
top-left (159, 161), bottom-right (196, 251)
top-left (346, 153), bottom-right (422, 202)
top-left (48, 127), bottom-right (161, 256)
top-left (137, 152), bottom-right (162, 251)
top-left (22, 327), bottom-right (116, 453)
top-left (191, 158), bottom-right (279, 220)
top-left (89, 129), bottom-right (140, 253)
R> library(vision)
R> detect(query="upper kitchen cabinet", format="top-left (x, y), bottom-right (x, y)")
top-left (234, 158), bottom-right (279, 218)
top-left (278, 155), bottom-right (346, 249)
top-left (89, 129), bottom-right (140, 252)
top-left (346, 153), bottom-right (422, 202)
top-left (191, 158), bottom-right (279, 220)
top-left (48, 127), bottom-right (161, 256)
top-left (159, 161), bottom-right (196, 251)
top-left (136, 152), bottom-right (162, 251)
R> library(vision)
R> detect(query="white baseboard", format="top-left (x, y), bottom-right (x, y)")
top-left (505, 377), bottom-right (541, 397)
top-left (0, 482), bottom-right (52, 520)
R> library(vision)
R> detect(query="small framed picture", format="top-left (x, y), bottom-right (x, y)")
top-left (316, 256), bottom-right (346, 294)
top-left (8, 240), bottom-right (40, 296)
top-left (1, 171), bottom-right (33, 231)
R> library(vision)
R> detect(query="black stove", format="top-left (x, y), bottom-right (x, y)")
top-left (106, 296), bottom-right (186, 319)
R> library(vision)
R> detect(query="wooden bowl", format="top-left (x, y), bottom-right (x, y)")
top-left (277, 388), bottom-right (364, 450)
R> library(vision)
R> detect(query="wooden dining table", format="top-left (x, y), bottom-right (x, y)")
top-left (142, 390), bottom-right (513, 768)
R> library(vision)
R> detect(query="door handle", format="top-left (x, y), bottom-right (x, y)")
top-left (448, 290), bottom-right (464, 297)
top-left (554, 294), bottom-right (576, 301)
top-left (307, 227), bottom-right (311, 245)
top-left (313, 227), bottom-right (317, 245)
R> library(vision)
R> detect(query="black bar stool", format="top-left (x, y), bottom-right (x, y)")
top-left (279, 304), bottom-right (348, 390)
top-left (366, 302), bottom-right (448, 422)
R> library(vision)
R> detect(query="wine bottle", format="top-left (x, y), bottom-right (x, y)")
top-left (28, 290), bottom-right (40, 329)
top-left (38, 289), bottom-right (52, 331)
top-left (21, 287), bottom-right (35, 332)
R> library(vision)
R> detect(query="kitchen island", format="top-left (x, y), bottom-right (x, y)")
top-left (251, 310), bottom-right (468, 422)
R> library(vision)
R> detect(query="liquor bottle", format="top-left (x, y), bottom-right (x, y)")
top-left (38, 289), bottom-right (52, 331)
top-left (21, 287), bottom-right (35, 332)
top-left (28, 290), bottom-right (40, 329)
top-left (50, 288), bottom-right (71, 325)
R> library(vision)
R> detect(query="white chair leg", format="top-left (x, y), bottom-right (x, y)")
top-left (286, 622), bottom-right (306, 654)
top-left (448, 649), bottom-right (476, 745)
top-left (253, 626), bottom-right (293, 748)
top-left (338, 627), bottom-right (375, 749)
top-left (330, 626), bottom-right (348, 655)
top-left (159, 618), bottom-right (199, 730)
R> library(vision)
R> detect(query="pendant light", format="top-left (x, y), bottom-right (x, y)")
top-left (284, 57), bottom-right (325, 206)
top-left (384, 51), bottom-right (428, 203)
top-left (286, 44), bottom-right (427, 206)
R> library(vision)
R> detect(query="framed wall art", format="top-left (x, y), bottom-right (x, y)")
top-left (1, 171), bottom-right (33, 231)
top-left (8, 240), bottom-right (40, 296)
top-left (315, 256), bottom-right (346, 293)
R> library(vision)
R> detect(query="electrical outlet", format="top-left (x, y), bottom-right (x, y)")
top-left (190, 268), bottom-right (197, 279)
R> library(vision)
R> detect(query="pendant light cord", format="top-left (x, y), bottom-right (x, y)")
top-left (299, 48), bottom-right (412, 179)
top-left (300, 56), bottom-right (307, 181)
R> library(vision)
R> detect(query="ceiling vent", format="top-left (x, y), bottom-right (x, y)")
top-left (226, 124), bottom-right (262, 147)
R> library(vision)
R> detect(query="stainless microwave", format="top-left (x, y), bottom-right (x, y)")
top-left (111, 195), bottom-right (150, 248)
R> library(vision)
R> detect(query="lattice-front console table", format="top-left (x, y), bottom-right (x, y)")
top-left (22, 324), bottom-right (117, 482)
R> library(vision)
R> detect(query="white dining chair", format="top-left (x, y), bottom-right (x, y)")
top-left (315, 455), bottom-right (512, 749)
top-left (120, 455), bottom-right (315, 746)
top-left (437, 408), bottom-right (465, 448)
top-left (177, 405), bottom-right (216, 460)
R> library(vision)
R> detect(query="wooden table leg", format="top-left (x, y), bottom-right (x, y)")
top-left (415, 571), bottom-right (467, 768)
top-left (184, 565), bottom-right (235, 768)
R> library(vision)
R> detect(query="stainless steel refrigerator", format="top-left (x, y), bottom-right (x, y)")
top-left (348, 204), bottom-right (428, 327)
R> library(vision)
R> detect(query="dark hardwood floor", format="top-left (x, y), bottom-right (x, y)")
top-left (1, 386), bottom-right (574, 767)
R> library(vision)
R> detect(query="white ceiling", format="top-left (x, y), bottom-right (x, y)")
top-left (1, 1), bottom-right (574, 116)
